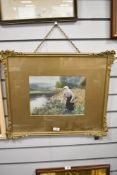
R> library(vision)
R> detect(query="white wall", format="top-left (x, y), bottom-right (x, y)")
top-left (0, 0), bottom-right (117, 175)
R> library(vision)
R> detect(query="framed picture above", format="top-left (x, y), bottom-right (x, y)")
top-left (0, 0), bottom-right (77, 24)
top-left (36, 164), bottom-right (110, 175)
top-left (111, 0), bottom-right (117, 38)
top-left (0, 50), bottom-right (115, 138)
top-left (0, 78), bottom-right (6, 139)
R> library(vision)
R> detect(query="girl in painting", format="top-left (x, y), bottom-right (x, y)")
top-left (63, 86), bottom-right (75, 112)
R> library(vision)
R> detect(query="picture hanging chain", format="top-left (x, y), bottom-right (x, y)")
top-left (34, 22), bottom-right (80, 53)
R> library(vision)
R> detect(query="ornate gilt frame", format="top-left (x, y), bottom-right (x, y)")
top-left (0, 50), bottom-right (115, 139)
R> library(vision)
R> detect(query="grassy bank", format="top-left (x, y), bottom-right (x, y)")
top-left (31, 88), bottom-right (85, 115)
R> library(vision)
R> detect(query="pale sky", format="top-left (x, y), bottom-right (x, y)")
top-left (29, 76), bottom-right (60, 86)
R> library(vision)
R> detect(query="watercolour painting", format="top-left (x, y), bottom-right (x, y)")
top-left (29, 76), bottom-right (86, 116)
top-left (0, 51), bottom-right (115, 138)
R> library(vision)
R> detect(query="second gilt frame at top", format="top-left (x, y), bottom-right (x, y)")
top-left (0, 50), bottom-right (115, 139)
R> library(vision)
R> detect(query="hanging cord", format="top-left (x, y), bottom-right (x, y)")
top-left (34, 22), bottom-right (80, 53)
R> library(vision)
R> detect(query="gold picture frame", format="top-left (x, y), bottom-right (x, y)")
top-left (0, 0), bottom-right (77, 24)
top-left (0, 50), bottom-right (115, 138)
top-left (36, 164), bottom-right (110, 175)
top-left (111, 0), bottom-right (117, 38)
top-left (0, 78), bottom-right (6, 139)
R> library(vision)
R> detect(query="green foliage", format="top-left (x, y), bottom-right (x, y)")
top-left (32, 99), bottom-right (66, 115)
top-left (55, 81), bottom-right (64, 88)
top-left (60, 76), bottom-right (86, 89)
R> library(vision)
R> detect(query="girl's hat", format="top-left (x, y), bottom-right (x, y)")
top-left (63, 86), bottom-right (69, 89)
